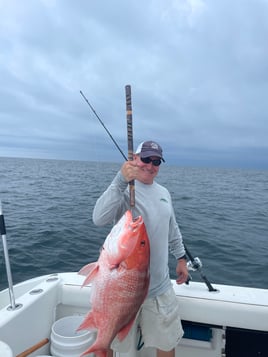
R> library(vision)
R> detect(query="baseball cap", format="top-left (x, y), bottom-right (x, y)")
top-left (135, 141), bottom-right (165, 162)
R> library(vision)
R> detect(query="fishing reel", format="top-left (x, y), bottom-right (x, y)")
top-left (187, 257), bottom-right (202, 271)
top-left (185, 257), bottom-right (202, 285)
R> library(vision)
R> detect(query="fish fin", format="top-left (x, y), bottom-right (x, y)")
top-left (77, 313), bottom-right (96, 331)
top-left (81, 347), bottom-right (107, 357)
top-left (80, 332), bottom-right (108, 357)
top-left (78, 261), bottom-right (98, 276)
top-left (78, 262), bottom-right (99, 287)
top-left (116, 318), bottom-right (136, 341)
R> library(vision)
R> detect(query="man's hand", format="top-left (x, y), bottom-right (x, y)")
top-left (176, 259), bottom-right (188, 284)
top-left (121, 160), bottom-right (139, 182)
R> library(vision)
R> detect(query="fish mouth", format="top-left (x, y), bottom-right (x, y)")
top-left (104, 212), bottom-right (147, 265)
top-left (129, 215), bottom-right (143, 229)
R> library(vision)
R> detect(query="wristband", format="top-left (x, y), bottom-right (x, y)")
top-left (178, 254), bottom-right (187, 261)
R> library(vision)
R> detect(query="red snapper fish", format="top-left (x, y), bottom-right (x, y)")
top-left (77, 210), bottom-right (150, 357)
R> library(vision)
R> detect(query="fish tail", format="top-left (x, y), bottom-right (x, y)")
top-left (80, 344), bottom-right (107, 357)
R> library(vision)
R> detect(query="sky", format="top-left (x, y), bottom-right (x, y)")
top-left (1, 0), bottom-right (268, 170)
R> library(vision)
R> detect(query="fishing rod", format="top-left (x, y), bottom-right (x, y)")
top-left (80, 90), bottom-right (128, 161)
top-left (125, 85), bottom-right (135, 210)
top-left (80, 88), bottom-right (217, 292)
top-left (81, 87), bottom-right (135, 213)
top-left (184, 245), bottom-right (217, 292)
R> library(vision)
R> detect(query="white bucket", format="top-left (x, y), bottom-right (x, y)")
top-left (50, 315), bottom-right (95, 357)
top-left (0, 341), bottom-right (13, 357)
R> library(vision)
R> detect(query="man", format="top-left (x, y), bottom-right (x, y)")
top-left (93, 140), bottom-right (188, 357)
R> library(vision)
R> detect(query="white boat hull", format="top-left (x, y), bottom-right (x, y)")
top-left (0, 272), bottom-right (268, 357)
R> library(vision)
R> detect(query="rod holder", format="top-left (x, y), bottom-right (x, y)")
top-left (0, 201), bottom-right (21, 310)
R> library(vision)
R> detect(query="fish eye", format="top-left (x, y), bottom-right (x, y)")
top-left (141, 240), bottom-right (146, 247)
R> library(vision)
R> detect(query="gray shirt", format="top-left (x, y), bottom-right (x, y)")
top-left (93, 171), bottom-right (185, 298)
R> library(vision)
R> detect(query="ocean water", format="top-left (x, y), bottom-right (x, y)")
top-left (0, 157), bottom-right (268, 291)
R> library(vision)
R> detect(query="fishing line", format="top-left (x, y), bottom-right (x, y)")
top-left (80, 90), bottom-right (128, 161)
top-left (80, 88), bottom-right (135, 213)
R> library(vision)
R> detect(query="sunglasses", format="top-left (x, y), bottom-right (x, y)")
top-left (140, 157), bottom-right (162, 166)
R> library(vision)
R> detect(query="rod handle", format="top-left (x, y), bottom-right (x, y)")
top-left (125, 84), bottom-right (135, 208)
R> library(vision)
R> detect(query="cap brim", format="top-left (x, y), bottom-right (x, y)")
top-left (140, 151), bottom-right (165, 162)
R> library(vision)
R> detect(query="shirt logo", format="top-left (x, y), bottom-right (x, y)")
top-left (160, 198), bottom-right (168, 203)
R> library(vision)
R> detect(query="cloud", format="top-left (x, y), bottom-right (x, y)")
top-left (0, 0), bottom-right (268, 169)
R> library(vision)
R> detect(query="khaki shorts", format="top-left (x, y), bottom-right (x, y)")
top-left (111, 287), bottom-right (184, 352)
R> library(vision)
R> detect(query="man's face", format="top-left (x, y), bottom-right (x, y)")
top-left (133, 154), bottom-right (161, 184)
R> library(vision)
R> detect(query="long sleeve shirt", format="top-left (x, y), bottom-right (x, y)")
top-left (93, 171), bottom-right (185, 298)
